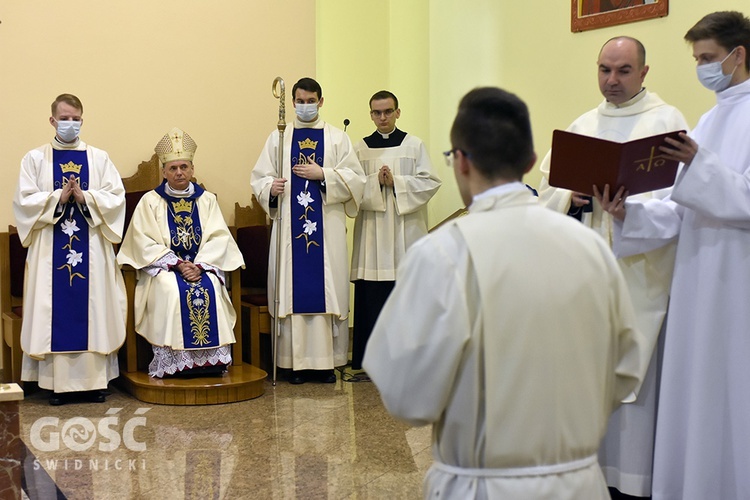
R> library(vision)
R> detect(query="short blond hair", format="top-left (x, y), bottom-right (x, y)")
top-left (51, 94), bottom-right (83, 116)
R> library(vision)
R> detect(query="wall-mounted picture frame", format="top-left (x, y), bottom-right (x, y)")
top-left (571, 0), bottom-right (669, 32)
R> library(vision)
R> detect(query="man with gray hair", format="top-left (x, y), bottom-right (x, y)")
top-left (118, 127), bottom-right (244, 377)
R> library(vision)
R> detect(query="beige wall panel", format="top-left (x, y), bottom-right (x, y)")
top-left (0, 1), bottom-right (316, 227)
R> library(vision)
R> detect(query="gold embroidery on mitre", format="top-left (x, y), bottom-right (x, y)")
top-left (60, 161), bottom-right (82, 174)
top-left (298, 138), bottom-right (318, 150)
top-left (172, 199), bottom-right (193, 214)
top-left (155, 127), bottom-right (197, 164)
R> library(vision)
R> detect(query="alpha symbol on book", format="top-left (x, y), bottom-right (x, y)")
top-left (635, 146), bottom-right (667, 173)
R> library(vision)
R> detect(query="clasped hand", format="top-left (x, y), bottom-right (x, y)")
top-left (176, 261), bottom-right (202, 282)
top-left (378, 165), bottom-right (394, 187)
top-left (60, 174), bottom-right (85, 205)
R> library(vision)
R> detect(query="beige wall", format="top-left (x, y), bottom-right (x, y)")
top-left (3, 2), bottom-right (749, 370)
top-left (318, 1), bottom-right (749, 225)
top-left (0, 0), bottom-right (316, 229)
top-left (499, 1), bottom-right (738, 191)
top-left (0, 1), bottom-right (316, 370)
top-left (6, 2), bottom-right (743, 232)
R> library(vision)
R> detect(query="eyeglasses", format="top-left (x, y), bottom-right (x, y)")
top-left (442, 148), bottom-right (469, 167)
top-left (370, 109), bottom-right (396, 118)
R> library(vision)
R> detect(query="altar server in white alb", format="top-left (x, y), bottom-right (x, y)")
top-left (13, 94), bottom-right (126, 405)
top-left (597, 11), bottom-right (750, 500)
top-left (537, 37), bottom-right (689, 498)
top-left (251, 77), bottom-right (365, 385)
top-left (349, 90), bottom-right (441, 376)
top-left (117, 128), bottom-right (244, 378)
top-left (364, 87), bottom-right (648, 499)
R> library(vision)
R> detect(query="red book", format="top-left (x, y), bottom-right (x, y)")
top-left (548, 129), bottom-right (686, 196)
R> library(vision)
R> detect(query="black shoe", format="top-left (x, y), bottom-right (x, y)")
top-left (49, 393), bottom-right (66, 406)
top-left (315, 369), bottom-right (337, 384)
top-left (86, 390), bottom-right (106, 403)
top-left (288, 371), bottom-right (306, 385)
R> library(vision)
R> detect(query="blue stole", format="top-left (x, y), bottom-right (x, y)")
top-left (51, 149), bottom-right (90, 352)
top-left (155, 182), bottom-right (220, 349)
top-left (290, 127), bottom-right (326, 313)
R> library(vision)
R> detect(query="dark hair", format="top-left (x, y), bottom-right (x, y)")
top-left (600, 36), bottom-right (647, 67)
top-left (51, 94), bottom-right (83, 116)
top-left (450, 87), bottom-right (534, 181)
top-left (292, 77), bottom-right (323, 100)
top-left (369, 90), bottom-right (399, 110)
top-left (685, 11), bottom-right (750, 71)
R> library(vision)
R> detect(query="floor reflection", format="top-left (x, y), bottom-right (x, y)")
top-left (19, 379), bottom-right (432, 499)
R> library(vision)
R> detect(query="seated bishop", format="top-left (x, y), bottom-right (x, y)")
top-left (117, 127), bottom-right (244, 377)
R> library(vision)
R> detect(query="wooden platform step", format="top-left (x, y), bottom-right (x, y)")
top-left (117, 363), bottom-right (267, 405)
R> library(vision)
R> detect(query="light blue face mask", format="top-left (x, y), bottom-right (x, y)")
top-left (55, 120), bottom-right (82, 142)
top-left (696, 47), bottom-right (739, 92)
top-left (295, 102), bottom-right (319, 122)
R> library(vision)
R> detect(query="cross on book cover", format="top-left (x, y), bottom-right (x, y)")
top-left (548, 129), bottom-right (687, 196)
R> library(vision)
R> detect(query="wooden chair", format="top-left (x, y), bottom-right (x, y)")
top-left (0, 226), bottom-right (26, 384)
top-left (117, 156), bottom-right (266, 404)
top-left (118, 154), bottom-right (162, 375)
top-left (231, 198), bottom-right (272, 371)
top-left (118, 154), bottom-right (221, 373)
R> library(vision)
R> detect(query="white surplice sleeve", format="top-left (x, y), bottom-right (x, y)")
top-left (194, 193), bottom-right (244, 272)
top-left (363, 227), bottom-right (471, 427)
top-left (614, 195), bottom-right (683, 259)
top-left (117, 192), bottom-right (173, 269)
top-left (602, 237), bottom-right (651, 405)
top-left (671, 147), bottom-right (750, 229)
top-left (321, 125), bottom-right (366, 216)
top-left (392, 140), bottom-right (441, 216)
top-left (81, 148), bottom-right (126, 244)
top-left (250, 131), bottom-right (280, 217)
top-left (13, 148), bottom-right (63, 247)
top-left (358, 169), bottom-right (386, 212)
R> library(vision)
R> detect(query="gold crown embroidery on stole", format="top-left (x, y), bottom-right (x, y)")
top-left (172, 199), bottom-right (193, 213)
top-left (298, 138), bottom-right (318, 150)
top-left (60, 161), bottom-right (83, 174)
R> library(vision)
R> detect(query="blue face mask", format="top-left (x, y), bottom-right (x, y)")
top-left (696, 47), bottom-right (739, 92)
top-left (55, 120), bottom-right (82, 142)
top-left (295, 102), bottom-right (319, 122)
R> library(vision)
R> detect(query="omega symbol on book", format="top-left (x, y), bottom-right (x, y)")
top-left (634, 146), bottom-right (667, 173)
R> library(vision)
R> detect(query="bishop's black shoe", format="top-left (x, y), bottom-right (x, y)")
top-left (48, 392), bottom-right (66, 406)
top-left (287, 371), bottom-right (306, 385)
top-left (86, 390), bottom-right (106, 403)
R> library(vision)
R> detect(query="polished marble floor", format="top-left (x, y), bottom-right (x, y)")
top-left (17, 375), bottom-right (433, 499)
